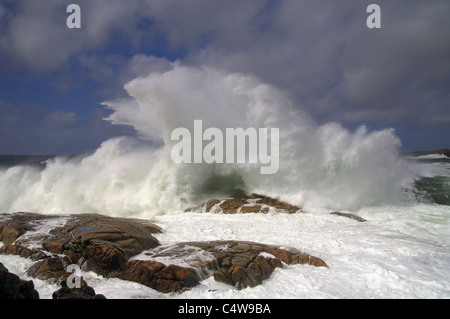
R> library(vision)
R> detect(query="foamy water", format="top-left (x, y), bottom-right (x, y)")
top-left (1, 203), bottom-right (449, 299)
top-left (0, 66), bottom-right (449, 298)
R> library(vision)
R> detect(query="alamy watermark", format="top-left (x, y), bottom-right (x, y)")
top-left (366, 4), bottom-right (381, 29)
top-left (171, 120), bottom-right (280, 175)
top-left (66, 3), bottom-right (381, 30)
top-left (64, 2), bottom-right (381, 174)
top-left (66, 4), bottom-right (81, 29)
top-left (66, 264), bottom-right (81, 288)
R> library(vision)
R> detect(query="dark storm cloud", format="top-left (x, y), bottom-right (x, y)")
top-left (180, 0), bottom-right (450, 129)
top-left (0, 0), bottom-right (144, 72)
top-left (0, 101), bottom-right (135, 154)
top-left (0, 0), bottom-right (449, 153)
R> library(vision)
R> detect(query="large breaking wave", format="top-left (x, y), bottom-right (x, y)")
top-left (0, 66), bottom-right (429, 218)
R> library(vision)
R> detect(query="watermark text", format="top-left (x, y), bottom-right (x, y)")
top-left (171, 120), bottom-right (279, 174)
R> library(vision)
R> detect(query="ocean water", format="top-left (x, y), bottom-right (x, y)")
top-left (0, 67), bottom-right (449, 299)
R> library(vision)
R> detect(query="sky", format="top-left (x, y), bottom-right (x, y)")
top-left (0, 0), bottom-right (449, 155)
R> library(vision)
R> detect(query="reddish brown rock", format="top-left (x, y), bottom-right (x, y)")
top-left (140, 240), bottom-right (327, 290)
top-left (117, 259), bottom-right (166, 287)
top-left (202, 193), bottom-right (303, 214)
top-left (219, 199), bottom-right (245, 214)
top-left (1, 212), bottom-right (328, 294)
top-left (0, 212), bottom-right (161, 276)
top-left (27, 257), bottom-right (68, 282)
top-left (240, 205), bottom-right (268, 214)
top-left (0, 244), bottom-right (47, 261)
top-left (0, 212), bottom-right (44, 245)
top-left (152, 264), bottom-right (201, 293)
top-left (115, 260), bottom-right (200, 293)
top-left (205, 199), bottom-right (221, 212)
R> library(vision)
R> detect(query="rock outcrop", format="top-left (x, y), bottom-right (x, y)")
top-left (1, 212), bottom-right (161, 276)
top-left (113, 240), bottom-right (327, 291)
top-left (0, 262), bottom-right (39, 299)
top-left (330, 211), bottom-right (367, 222)
top-left (0, 209), bottom-right (327, 295)
top-left (173, 241), bottom-right (326, 289)
top-left (115, 260), bottom-right (202, 293)
top-left (52, 279), bottom-right (106, 299)
top-left (189, 192), bottom-right (304, 214)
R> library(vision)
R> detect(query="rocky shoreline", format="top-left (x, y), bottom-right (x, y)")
top-left (0, 193), bottom-right (366, 299)
top-left (401, 148), bottom-right (450, 158)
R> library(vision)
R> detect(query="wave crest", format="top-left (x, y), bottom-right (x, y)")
top-left (0, 67), bottom-right (419, 217)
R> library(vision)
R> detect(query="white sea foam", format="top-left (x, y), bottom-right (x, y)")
top-left (165, 203), bottom-right (450, 299)
top-left (1, 203), bottom-right (449, 299)
top-left (415, 154), bottom-right (449, 160)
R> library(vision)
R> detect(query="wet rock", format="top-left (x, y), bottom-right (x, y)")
top-left (330, 211), bottom-right (367, 222)
top-left (113, 260), bottom-right (201, 293)
top-left (27, 257), bottom-right (69, 283)
top-left (207, 241), bottom-right (326, 289)
top-left (205, 199), bottom-right (221, 212)
top-left (0, 212), bottom-right (162, 277)
top-left (0, 262), bottom-right (39, 299)
top-left (52, 279), bottom-right (106, 299)
top-left (0, 212), bottom-right (327, 294)
top-left (0, 212), bottom-right (45, 245)
top-left (0, 244), bottom-right (48, 260)
top-left (138, 240), bottom-right (327, 290)
top-left (202, 193), bottom-right (303, 214)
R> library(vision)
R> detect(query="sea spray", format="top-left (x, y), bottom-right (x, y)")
top-left (0, 67), bottom-right (424, 217)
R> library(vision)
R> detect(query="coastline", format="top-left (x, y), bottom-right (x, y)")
top-left (401, 148), bottom-right (450, 158)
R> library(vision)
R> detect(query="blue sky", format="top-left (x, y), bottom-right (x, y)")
top-left (0, 0), bottom-right (449, 154)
